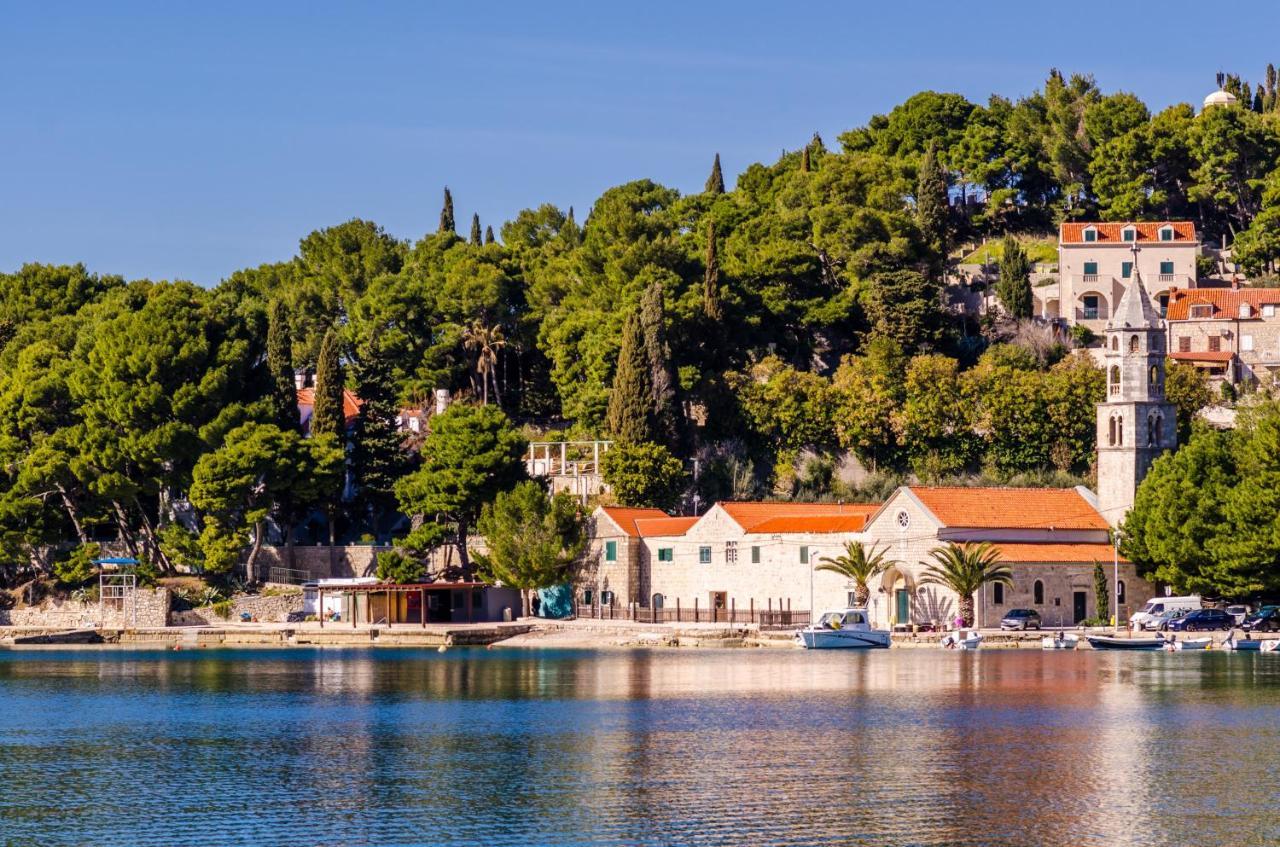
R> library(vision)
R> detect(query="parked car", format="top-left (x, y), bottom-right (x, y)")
top-left (1129, 596), bottom-right (1201, 631)
top-left (1166, 609), bottom-right (1234, 632)
top-left (1000, 609), bottom-right (1042, 631)
top-left (1242, 606), bottom-right (1280, 633)
top-left (1225, 605), bottom-right (1251, 626)
top-left (1152, 608), bottom-right (1190, 631)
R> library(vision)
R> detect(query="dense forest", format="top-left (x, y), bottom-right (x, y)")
top-left (4, 68), bottom-right (1280, 587)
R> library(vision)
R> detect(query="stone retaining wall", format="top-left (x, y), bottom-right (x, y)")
top-left (0, 588), bottom-right (171, 628)
top-left (169, 591), bottom-right (305, 626)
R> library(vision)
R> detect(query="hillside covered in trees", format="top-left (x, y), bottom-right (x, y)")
top-left (3, 68), bottom-right (1280, 585)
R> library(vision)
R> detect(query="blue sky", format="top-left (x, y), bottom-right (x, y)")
top-left (3, 0), bottom-right (1278, 285)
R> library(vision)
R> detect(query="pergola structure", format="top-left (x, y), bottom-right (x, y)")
top-left (317, 581), bottom-right (491, 628)
top-left (95, 557), bottom-right (138, 627)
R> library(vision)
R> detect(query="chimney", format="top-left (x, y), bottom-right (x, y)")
top-left (1231, 275), bottom-right (1240, 291)
top-left (434, 388), bottom-right (451, 415)
top-left (294, 368), bottom-right (310, 389)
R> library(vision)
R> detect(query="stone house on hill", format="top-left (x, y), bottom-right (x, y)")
top-left (1165, 287), bottom-right (1280, 387)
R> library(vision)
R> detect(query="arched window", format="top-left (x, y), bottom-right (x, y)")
top-left (652, 593), bottom-right (664, 610)
top-left (1108, 416), bottom-right (1116, 446)
top-left (993, 583), bottom-right (1005, 605)
top-left (1109, 365), bottom-right (1121, 395)
top-left (1033, 580), bottom-right (1044, 605)
top-left (1111, 336), bottom-right (1119, 351)
top-left (1150, 365), bottom-right (1161, 395)
top-left (1117, 416), bottom-right (1123, 446)
top-left (1129, 335), bottom-right (1140, 353)
top-left (1116, 581), bottom-right (1126, 604)
top-left (1147, 414), bottom-right (1156, 446)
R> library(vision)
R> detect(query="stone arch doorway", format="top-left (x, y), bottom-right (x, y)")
top-left (880, 567), bottom-right (916, 629)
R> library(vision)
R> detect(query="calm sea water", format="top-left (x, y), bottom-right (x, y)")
top-left (0, 647), bottom-right (1277, 847)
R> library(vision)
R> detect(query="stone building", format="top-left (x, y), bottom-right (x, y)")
top-left (1055, 221), bottom-right (1198, 331)
top-left (1166, 287), bottom-right (1280, 387)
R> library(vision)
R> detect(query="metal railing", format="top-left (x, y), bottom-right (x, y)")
top-left (269, 566), bottom-right (313, 585)
top-left (575, 601), bottom-right (810, 630)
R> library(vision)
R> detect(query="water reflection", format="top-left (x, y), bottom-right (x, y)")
top-left (0, 649), bottom-right (1278, 846)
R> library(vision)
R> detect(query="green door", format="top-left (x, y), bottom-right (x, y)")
top-left (895, 589), bottom-right (910, 625)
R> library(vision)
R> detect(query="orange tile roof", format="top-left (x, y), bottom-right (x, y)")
top-left (634, 516), bottom-right (699, 537)
top-left (1168, 350), bottom-right (1235, 363)
top-left (992, 543), bottom-right (1127, 563)
top-left (747, 514), bottom-right (871, 534)
top-left (909, 487), bottom-right (1108, 530)
top-left (1060, 221), bottom-right (1196, 244)
top-left (1165, 288), bottom-right (1280, 320)
top-left (296, 387), bottom-right (363, 424)
top-left (719, 501), bottom-right (879, 531)
top-left (598, 506), bottom-right (668, 537)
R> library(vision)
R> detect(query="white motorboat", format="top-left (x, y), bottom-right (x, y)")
top-left (796, 609), bottom-right (890, 649)
top-left (1261, 640), bottom-right (1280, 653)
top-left (1167, 637), bottom-right (1212, 651)
top-left (1221, 635), bottom-right (1262, 652)
top-left (941, 630), bottom-right (982, 650)
top-left (1041, 633), bottom-right (1080, 650)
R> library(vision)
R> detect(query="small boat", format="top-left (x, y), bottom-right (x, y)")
top-left (796, 609), bottom-right (890, 649)
top-left (1042, 633), bottom-right (1080, 650)
top-left (1086, 634), bottom-right (1168, 651)
top-left (1261, 640), bottom-right (1280, 653)
top-left (1221, 636), bottom-right (1262, 652)
top-left (1167, 637), bottom-right (1212, 651)
top-left (941, 630), bottom-right (982, 650)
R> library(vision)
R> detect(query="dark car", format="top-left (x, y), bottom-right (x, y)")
top-left (1000, 609), bottom-right (1042, 631)
top-left (1242, 606), bottom-right (1280, 633)
top-left (1166, 608), bottom-right (1234, 632)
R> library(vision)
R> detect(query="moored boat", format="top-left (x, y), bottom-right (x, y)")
top-left (796, 609), bottom-right (890, 649)
top-left (1041, 633), bottom-right (1080, 650)
top-left (1221, 635), bottom-right (1262, 652)
top-left (1167, 637), bottom-right (1212, 651)
top-left (1261, 640), bottom-right (1280, 653)
top-left (941, 630), bottom-right (982, 650)
top-left (1086, 634), bottom-right (1167, 651)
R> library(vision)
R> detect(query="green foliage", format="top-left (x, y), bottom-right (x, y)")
top-left (861, 269), bottom-right (947, 354)
top-left (901, 355), bottom-right (976, 478)
top-left (474, 481), bottom-right (585, 590)
top-left (995, 236), bottom-right (1032, 319)
top-left (815, 542), bottom-right (896, 607)
top-left (920, 541), bottom-right (1012, 626)
top-left (266, 300), bottom-right (298, 432)
top-left (439, 187), bottom-right (456, 234)
top-left (1069, 324), bottom-right (1096, 346)
top-left (1093, 561), bottom-right (1110, 623)
top-left (733, 356), bottom-right (835, 456)
top-left (601, 441), bottom-right (687, 511)
top-left (53, 543), bottom-right (101, 587)
top-left (1164, 362), bottom-right (1213, 441)
top-left (831, 338), bottom-right (905, 470)
top-left (375, 550), bottom-right (426, 584)
top-left (158, 524), bottom-right (204, 574)
top-left (706, 153), bottom-right (726, 194)
top-left (311, 328), bottom-right (344, 439)
top-left (915, 141), bottom-right (949, 263)
top-left (605, 309), bottom-right (657, 444)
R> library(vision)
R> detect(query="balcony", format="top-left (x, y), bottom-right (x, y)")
top-left (1082, 274), bottom-right (1099, 283)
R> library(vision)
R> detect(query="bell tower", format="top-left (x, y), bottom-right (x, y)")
top-left (1096, 243), bottom-right (1178, 526)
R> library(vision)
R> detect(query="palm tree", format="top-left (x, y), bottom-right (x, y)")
top-left (462, 321), bottom-right (506, 406)
top-left (919, 542), bottom-right (1012, 627)
top-left (815, 541), bottom-right (896, 608)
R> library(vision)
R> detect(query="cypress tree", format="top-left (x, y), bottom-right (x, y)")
top-left (266, 300), bottom-right (298, 432)
top-left (470, 213), bottom-right (482, 245)
top-left (439, 187), bottom-right (455, 235)
top-left (916, 140), bottom-right (949, 263)
top-left (705, 153), bottom-right (725, 195)
top-left (484, 225), bottom-right (495, 244)
top-left (563, 206), bottom-right (581, 245)
top-left (800, 145), bottom-right (811, 173)
top-left (1254, 86), bottom-right (1265, 113)
top-left (640, 279), bottom-right (680, 449)
top-left (350, 340), bottom-right (410, 533)
top-left (606, 310), bottom-right (656, 444)
top-left (1266, 63), bottom-right (1276, 98)
top-left (312, 328), bottom-right (345, 439)
top-left (703, 220), bottom-right (724, 322)
top-left (810, 131), bottom-right (826, 153)
top-left (995, 236), bottom-right (1033, 320)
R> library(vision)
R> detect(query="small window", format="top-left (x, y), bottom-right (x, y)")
top-left (1083, 295), bottom-right (1100, 320)
top-left (993, 583), bottom-right (1005, 605)
top-left (1190, 304), bottom-right (1213, 318)
top-left (799, 545), bottom-right (809, 564)
top-left (1122, 227), bottom-right (1136, 242)
top-left (1265, 304), bottom-right (1277, 318)
top-left (1160, 261), bottom-right (1174, 275)
top-left (1034, 580), bottom-right (1044, 605)
top-left (1240, 303), bottom-right (1253, 319)
top-left (1117, 581), bottom-right (1126, 604)
top-left (751, 545), bottom-right (760, 564)
top-left (658, 547), bottom-right (673, 562)
top-left (1159, 227), bottom-right (1174, 242)
top-left (698, 546), bottom-right (711, 564)
top-left (583, 589), bottom-right (594, 606)
top-left (1084, 228), bottom-right (1098, 243)
top-left (1129, 335), bottom-right (1140, 353)
top-left (1178, 336), bottom-right (1191, 352)
top-left (725, 540), bottom-right (738, 563)
top-left (604, 541), bottom-right (617, 562)
top-left (652, 593), bottom-right (664, 609)
top-left (1209, 336), bottom-right (1221, 352)
top-left (601, 590), bottom-right (614, 607)
top-left (1242, 334), bottom-right (1255, 352)
top-left (1150, 365), bottom-right (1161, 394)
top-left (1122, 261), bottom-right (1133, 279)
top-left (1158, 293), bottom-right (1169, 317)
top-left (1083, 261), bottom-right (1098, 276)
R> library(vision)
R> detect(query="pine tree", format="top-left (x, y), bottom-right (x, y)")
top-left (312, 328), bottom-right (345, 439)
top-left (703, 220), bottom-right (724, 322)
top-left (995, 236), bottom-right (1033, 320)
top-left (606, 310), bottom-right (656, 444)
top-left (266, 300), bottom-right (298, 432)
top-left (1254, 86), bottom-right (1265, 113)
top-left (439, 187), bottom-right (455, 235)
top-left (916, 141), bottom-right (949, 265)
top-left (810, 131), bottom-right (825, 153)
top-left (800, 145), bottom-right (811, 173)
top-left (705, 153), bottom-right (725, 194)
top-left (470, 213), bottom-right (482, 245)
top-left (484, 225), bottom-right (495, 244)
top-left (640, 279), bottom-right (680, 449)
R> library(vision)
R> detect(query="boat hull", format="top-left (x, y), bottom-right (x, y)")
top-left (797, 629), bottom-right (890, 649)
top-left (1042, 635), bottom-right (1080, 650)
top-left (1086, 636), bottom-right (1167, 651)
top-left (1169, 638), bottom-right (1212, 651)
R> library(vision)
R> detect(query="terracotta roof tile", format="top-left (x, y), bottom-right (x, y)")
top-left (992, 543), bottom-right (1127, 563)
top-left (1168, 350), bottom-right (1235, 363)
top-left (1060, 221), bottom-right (1196, 244)
top-left (1165, 288), bottom-right (1280, 320)
top-left (634, 516), bottom-right (699, 537)
top-left (747, 514), bottom-right (870, 534)
top-left (719, 501), bottom-right (879, 531)
top-left (909, 487), bottom-right (1107, 530)
top-left (598, 506), bottom-right (669, 537)
top-left (296, 387), bottom-right (363, 426)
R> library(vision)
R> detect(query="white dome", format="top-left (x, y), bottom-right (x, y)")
top-left (1203, 89), bottom-right (1239, 109)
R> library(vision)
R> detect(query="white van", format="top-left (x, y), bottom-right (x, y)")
top-left (1131, 596), bottom-right (1201, 631)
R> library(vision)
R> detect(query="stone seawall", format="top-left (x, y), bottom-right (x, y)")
top-left (0, 588), bottom-right (171, 628)
top-left (170, 591), bottom-right (305, 626)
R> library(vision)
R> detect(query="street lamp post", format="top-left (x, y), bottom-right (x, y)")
top-left (1112, 530), bottom-right (1122, 633)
